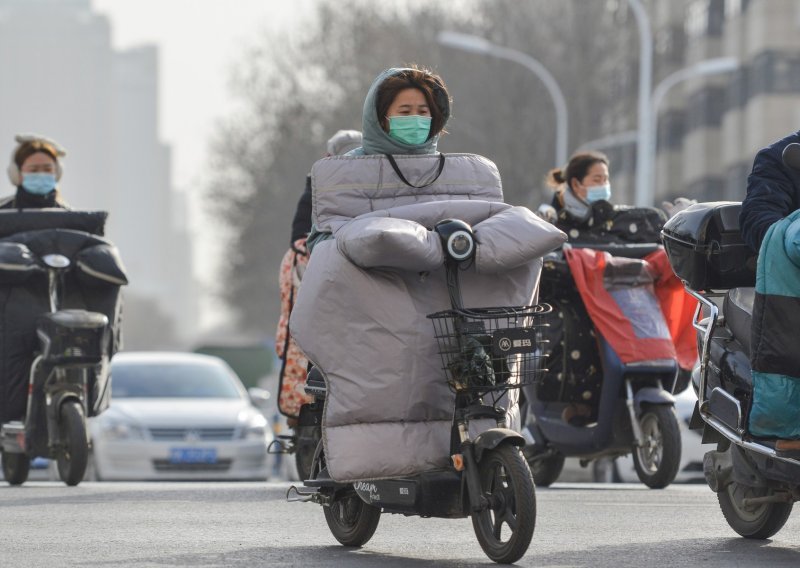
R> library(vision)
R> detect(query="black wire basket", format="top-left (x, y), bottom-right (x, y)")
top-left (428, 304), bottom-right (551, 393)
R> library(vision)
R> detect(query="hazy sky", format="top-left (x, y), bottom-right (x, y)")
top-left (90, 0), bottom-right (317, 329)
top-left (92, 0), bottom-right (315, 191)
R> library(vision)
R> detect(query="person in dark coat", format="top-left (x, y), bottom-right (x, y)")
top-left (290, 130), bottom-right (362, 244)
top-left (0, 133), bottom-right (69, 209)
top-left (740, 129), bottom-right (800, 253)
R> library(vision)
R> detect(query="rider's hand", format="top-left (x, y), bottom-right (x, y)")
top-left (661, 197), bottom-right (696, 218)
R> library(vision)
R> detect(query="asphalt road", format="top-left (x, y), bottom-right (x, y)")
top-left (2, 481), bottom-right (800, 567)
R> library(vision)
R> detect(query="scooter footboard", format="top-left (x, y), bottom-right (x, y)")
top-left (354, 470), bottom-right (467, 518)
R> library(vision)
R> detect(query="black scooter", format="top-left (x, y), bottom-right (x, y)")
top-left (521, 243), bottom-right (683, 489)
top-left (660, 143), bottom-right (800, 538)
top-left (0, 224), bottom-right (123, 486)
top-left (287, 220), bottom-right (544, 564)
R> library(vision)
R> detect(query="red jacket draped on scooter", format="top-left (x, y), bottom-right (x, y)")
top-left (564, 246), bottom-right (697, 370)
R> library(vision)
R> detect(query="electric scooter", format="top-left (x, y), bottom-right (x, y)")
top-left (287, 220), bottom-right (544, 564)
top-left (659, 143), bottom-right (800, 538)
top-left (521, 242), bottom-right (683, 489)
top-left (0, 218), bottom-right (125, 486)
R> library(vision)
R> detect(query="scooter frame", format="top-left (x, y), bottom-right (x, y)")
top-left (688, 288), bottom-right (800, 469)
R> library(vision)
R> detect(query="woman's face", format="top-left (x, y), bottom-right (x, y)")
top-left (20, 152), bottom-right (57, 176)
top-left (384, 88), bottom-right (429, 127)
top-left (571, 162), bottom-right (609, 200)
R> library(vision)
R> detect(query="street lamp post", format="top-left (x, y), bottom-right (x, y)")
top-left (647, 57), bottom-right (739, 204)
top-left (626, 0), bottom-right (654, 207)
top-left (437, 31), bottom-right (569, 168)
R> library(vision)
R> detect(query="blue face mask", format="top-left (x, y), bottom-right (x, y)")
top-left (388, 115), bottom-right (432, 145)
top-left (21, 173), bottom-right (57, 195)
top-left (585, 183), bottom-right (611, 203)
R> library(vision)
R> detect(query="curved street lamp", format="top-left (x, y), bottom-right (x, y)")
top-left (437, 31), bottom-right (569, 168)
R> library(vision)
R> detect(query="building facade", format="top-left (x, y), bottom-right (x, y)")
top-left (0, 0), bottom-right (197, 348)
top-left (652, 0), bottom-right (800, 203)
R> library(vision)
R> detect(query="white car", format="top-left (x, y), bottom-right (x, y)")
top-left (89, 352), bottom-right (273, 481)
top-left (592, 387), bottom-right (705, 483)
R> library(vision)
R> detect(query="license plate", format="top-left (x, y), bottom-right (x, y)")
top-left (168, 448), bottom-right (218, 464)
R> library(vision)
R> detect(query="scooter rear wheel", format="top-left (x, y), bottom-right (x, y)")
top-left (718, 481), bottom-right (793, 539)
top-left (2, 452), bottom-right (30, 486)
top-left (56, 401), bottom-right (89, 486)
top-left (472, 444), bottom-right (536, 564)
top-left (632, 404), bottom-right (681, 489)
top-left (323, 489), bottom-right (381, 547)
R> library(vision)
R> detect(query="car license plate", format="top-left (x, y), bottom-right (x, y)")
top-left (169, 448), bottom-right (218, 464)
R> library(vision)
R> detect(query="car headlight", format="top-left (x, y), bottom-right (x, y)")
top-left (98, 421), bottom-right (146, 441)
top-left (242, 425), bottom-right (268, 441)
top-left (240, 414), bottom-right (268, 441)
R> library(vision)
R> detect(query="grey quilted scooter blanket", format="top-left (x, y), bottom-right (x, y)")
top-left (290, 154), bottom-right (566, 482)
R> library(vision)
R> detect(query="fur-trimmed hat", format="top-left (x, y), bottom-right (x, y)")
top-left (326, 130), bottom-right (362, 156)
top-left (8, 133), bottom-right (67, 185)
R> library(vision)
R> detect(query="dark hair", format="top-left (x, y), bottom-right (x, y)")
top-left (14, 140), bottom-right (59, 168)
top-left (375, 66), bottom-right (450, 139)
top-left (546, 151), bottom-right (609, 191)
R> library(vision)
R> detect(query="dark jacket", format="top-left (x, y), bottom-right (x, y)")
top-left (550, 194), bottom-right (666, 245)
top-left (0, 187), bottom-right (68, 210)
top-left (740, 130), bottom-right (800, 253)
top-left (290, 175), bottom-right (313, 243)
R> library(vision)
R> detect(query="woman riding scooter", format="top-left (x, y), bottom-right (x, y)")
top-left (523, 151), bottom-right (697, 488)
top-left (286, 66), bottom-right (566, 564)
top-left (274, 129), bottom-right (362, 480)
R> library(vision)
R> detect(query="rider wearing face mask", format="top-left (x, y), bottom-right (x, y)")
top-left (306, 66), bottom-right (451, 251)
top-left (542, 151), bottom-right (666, 244)
top-left (0, 134), bottom-right (69, 210)
top-left (348, 66), bottom-right (449, 156)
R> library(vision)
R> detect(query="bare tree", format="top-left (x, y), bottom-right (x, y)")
top-left (207, 0), bottom-right (643, 335)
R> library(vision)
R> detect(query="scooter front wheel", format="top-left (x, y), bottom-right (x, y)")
top-left (323, 488), bottom-right (381, 547)
top-left (2, 452), bottom-right (30, 486)
top-left (528, 451), bottom-right (565, 487)
top-left (632, 404), bottom-right (681, 489)
top-left (718, 481), bottom-right (793, 539)
top-left (471, 444), bottom-right (536, 564)
top-left (56, 401), bottom-right (89, 486)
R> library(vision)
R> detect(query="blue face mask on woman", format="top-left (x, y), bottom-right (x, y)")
top-left (388, 115), bottom-right (432, 145)
top-left (21, 173), bottom-right (57, 195)
top-left (585, 183), bottom-right (611, 203)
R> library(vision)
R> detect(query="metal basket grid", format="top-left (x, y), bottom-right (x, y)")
top-left (428, 304), bottom-right (550, 393)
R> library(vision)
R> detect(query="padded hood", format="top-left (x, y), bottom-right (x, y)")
top-left (357, 67), bottom-right (451, 156)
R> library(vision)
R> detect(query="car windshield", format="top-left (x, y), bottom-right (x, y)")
top-left (111, 361), bottom-right (244, 399)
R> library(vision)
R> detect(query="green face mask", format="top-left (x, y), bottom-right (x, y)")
top-left (388, 115), bottom-right (432, 145)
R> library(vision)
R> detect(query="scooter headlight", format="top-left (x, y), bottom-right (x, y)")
top-left (434, 219), bottom-right (475, 263)
top-left (42, 254), bottom-right (70, 269)
top-left (447, 231), bottom-right (474, 261)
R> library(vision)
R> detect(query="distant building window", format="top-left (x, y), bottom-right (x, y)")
top-left (708, 0), bottom-right (725, 35)
top-left (686, 0), bottom-right (709, 37)
top-left (724, 0), bottom-right (742, 19)
top-left (686, 86), bottom-right (726, 134)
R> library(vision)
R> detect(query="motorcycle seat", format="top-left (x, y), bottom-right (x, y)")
top-left (724, 287), bottom-right (755, 354)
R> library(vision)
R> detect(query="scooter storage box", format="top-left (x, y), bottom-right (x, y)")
top-left (661, 201), bottom-right (756, 290)
top-left (37, 309), bottom-right (109, 365)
